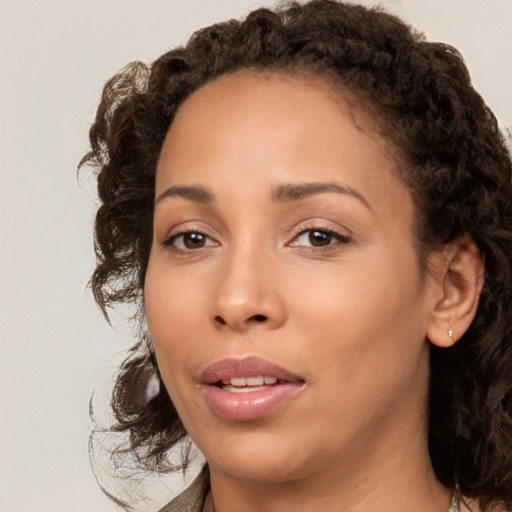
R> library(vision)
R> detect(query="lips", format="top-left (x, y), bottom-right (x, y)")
top-left (200, 356), bottom-right (305, 421)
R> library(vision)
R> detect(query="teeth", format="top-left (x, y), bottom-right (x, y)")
top-left (246, 376), bottom-right (264, 386)
top-left (223, 385), bottom-right (266, 393)
top-left (220, 376), bottom-right (279, 387)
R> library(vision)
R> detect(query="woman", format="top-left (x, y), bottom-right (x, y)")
top-left (81, 1), bottom-right (512, 511)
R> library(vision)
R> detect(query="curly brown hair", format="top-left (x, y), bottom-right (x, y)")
top-left (80, 1), bottom-right (512, 510)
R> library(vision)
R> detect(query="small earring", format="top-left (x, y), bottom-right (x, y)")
top-left (447, 328), bottom-right (454, 344)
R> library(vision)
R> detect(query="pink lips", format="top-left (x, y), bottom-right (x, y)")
top-left (201, 356), bottom-right (305, 421)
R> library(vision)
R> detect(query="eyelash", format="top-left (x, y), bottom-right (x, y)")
top-left (162, 230), bottom-right (217, 251)
top-left (161, 226), bottom-right (351, 253)
top-left (289, 226), bottom-right (351, 250)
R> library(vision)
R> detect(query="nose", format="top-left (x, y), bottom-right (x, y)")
top-left (211, 247), bottom-right (287, 332)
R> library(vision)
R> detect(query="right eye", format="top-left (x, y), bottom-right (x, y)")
top-left (164, 231), bottom-right (217, 250)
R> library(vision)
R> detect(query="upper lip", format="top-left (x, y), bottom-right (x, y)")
top-left (200, 356), bottom-right (304, 384)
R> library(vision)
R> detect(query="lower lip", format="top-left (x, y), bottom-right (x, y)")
top-left (203, 382), bottom-right (304, 421)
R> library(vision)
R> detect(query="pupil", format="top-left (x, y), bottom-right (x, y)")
top-left (184, 233), bottom-right (205, 249)
top-left (309, 230), bottom-right (330, 246)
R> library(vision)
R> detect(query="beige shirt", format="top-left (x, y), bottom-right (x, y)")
top-left (158, 466), bottom-right (209, 512)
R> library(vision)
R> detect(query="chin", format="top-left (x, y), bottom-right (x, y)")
top-left (196, 424), bottom-right (312, 484)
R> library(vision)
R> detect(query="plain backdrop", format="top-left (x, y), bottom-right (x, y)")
top-left (1, 1), bottom-right (510, 511)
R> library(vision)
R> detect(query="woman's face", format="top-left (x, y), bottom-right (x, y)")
top-left (145, 72), bottom-right (440, 483)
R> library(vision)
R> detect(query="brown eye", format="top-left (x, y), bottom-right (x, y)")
top-left (166, 231), bottom-right (217, 250)
top-left (182, 232), bottom-right (206, 249)
top-left (308, 230), bottom-right (331, 247)
top-left (290, 228), bottom-right (351, 249)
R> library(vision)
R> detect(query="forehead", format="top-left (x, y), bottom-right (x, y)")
top-left (156, 71), bottom-right (412, 223)
top-left (165, 71), bottom-right (378, 143)
top-left (159, 72), bottom-right (394, 176)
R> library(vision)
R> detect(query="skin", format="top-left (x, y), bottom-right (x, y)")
top-left (145, 72), bottom-right (482, 512)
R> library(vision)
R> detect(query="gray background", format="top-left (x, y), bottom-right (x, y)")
top-left (1, 1), bottom-right (511, 510)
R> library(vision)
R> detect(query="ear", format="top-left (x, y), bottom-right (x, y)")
top-left (426, 237), bottom-right (485, 348)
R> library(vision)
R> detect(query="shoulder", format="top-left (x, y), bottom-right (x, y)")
top-left (158, 466), bottom-right (210, 512)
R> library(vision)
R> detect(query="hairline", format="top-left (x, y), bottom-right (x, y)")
top-left (156, 64), bottom-right (434, 275)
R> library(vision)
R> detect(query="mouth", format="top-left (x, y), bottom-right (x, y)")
top-left (200, 357), bottom-right (305, 421)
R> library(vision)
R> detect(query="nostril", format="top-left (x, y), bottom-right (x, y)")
top-left (213, 313), bottom-right (268, 327)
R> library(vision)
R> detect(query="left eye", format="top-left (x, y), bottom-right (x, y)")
top-left (292, 229), bottom-right (350, 248)
top-left (166, 231), bottom-right (216, 250)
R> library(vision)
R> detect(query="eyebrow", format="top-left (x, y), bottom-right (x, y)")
top-left (155, 185), bottom-right (214, 205)
top-left (155, 181), bottom-right (372, 211)
top-left (272, 182), bottom-right (373, 211)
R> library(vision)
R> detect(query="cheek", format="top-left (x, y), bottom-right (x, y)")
top-left (286, 247), bottom-right (429, 377)
top-left (145, 278), bottom-right (207, 427)
top-left (144, 260), bottom-right (204, 384)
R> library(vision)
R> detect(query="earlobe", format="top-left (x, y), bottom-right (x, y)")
top-left (426, 237), bottom-right (485, 348)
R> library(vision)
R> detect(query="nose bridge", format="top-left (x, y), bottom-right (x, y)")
top-left (212, 235), bottom-right (285, 331)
